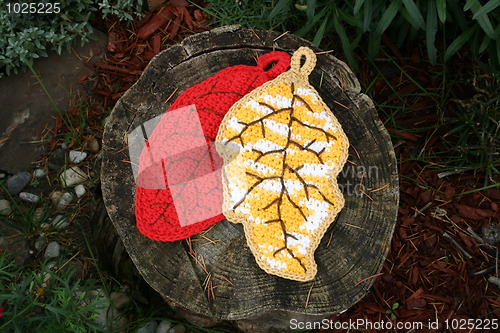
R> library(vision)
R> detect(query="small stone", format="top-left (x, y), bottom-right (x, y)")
top-left (33, 208), bottom-right (45, 224)
top-left (33, 169), bottom-right (46, 178)
top-left (52, 215), bottom-right (70, 229)
top-left (7, 172), bottom-right (32, 195)
top-left (61, 142), bottom-right (68, 150)
top-left (137, 321), bottom-right (158, 333)
top-left (69, 150), bottom-right (88, 164)
top-left (89, 289), bottom-right (110, 327)
top-left (170, 324), bottom-right (186, 333)
top-left (74, 184), bottom-right (86, 198)
top-left (44, 241), bottom-right (60, 258)
top-left (19, 192), bottom-right (40, 203)
top-left (0, 199), bottom-right (12, 216)
top-left (86, 136), bottom-right (100, 153)
top-left (50, 191), bottom-right (64, 206)
top-left (56, 192), bottom-right (74, 211)
top-left (108, 306), bottom-right (128, 331)
top-left (60, 166), bottom-right (87, 187)
top-left (0, 224), bottom-right (31, 264)
top-left (0, 172), bottom-right (5, 179)
top-left (35, 236), bottom-right (46, 251)
top-left (110, 291), bottom-right (130, 310)
top-left (156, 321), bottom-right (172, 333)
top-left (48, 149), bottom-right (66, 170)
top-left (483, 224), bottom-right (500, 245)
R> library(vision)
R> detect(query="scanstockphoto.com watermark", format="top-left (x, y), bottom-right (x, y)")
top-left (290, 318), bottom-right (422, 331)
top-left (290, 318), bottom-right (499, 331)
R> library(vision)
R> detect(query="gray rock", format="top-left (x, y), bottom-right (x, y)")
top-left (87, 136), bottom-right (100, 153)
top-left (156, 321), bottom-right (173, 333)
top-left (52, 215), bottom-right (69, 229)
top-left (56, 192), bottom-right (74, 211)
top-left (108, 305), bottom-right (128, 332)
top-left (137, 321), bottom-right (158, 333)
top-left (69, 150), bottom-right (88, 164)
top-left (33, 168), bottom-right (46, 178)
top-left (60, 166), bottom-right (87, 187)
top-left (0, 224), bottom-right (31, 264)
top-left (48, 149), bottom-right (66, 170)
top-left (19, 192), bottom-right (40, 203)
top-left (74, 184), bottom-right (86, 198)
top-left (33, 208), bottom-right (45, 223)
top-left (50, 191), bottom-right (64, 206)
top-left (34, 236), bottom-right (46, 251)
top-left (0, 199), bottom-right (12, 216)
top-left (0, 173), bottom-right (5, 179)
top-left (110, 291), bottom-right (130, 310)
top-left (7, 172), bottom-right (31, 195)
top-left (61, 142), bottom-right (68, 150)
top-left (483, 224), bottom-right (500, 245)
top-left (169, 324), bottom-right (186, 333)
top-left (44, 241), bottom-right (60, 258)
top-left (90, 289), bottom-right (110, 328)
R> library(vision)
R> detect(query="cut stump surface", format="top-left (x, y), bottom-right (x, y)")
top-left (101, 26), bottom-right (399, 332)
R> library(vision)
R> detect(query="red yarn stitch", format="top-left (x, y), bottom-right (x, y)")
top-left (135, 51), bottom-right (291, 241)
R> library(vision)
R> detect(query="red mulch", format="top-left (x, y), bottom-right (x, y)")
top-left (79, 3), bottom-right (499, 331)
top-left (326, 40), bottom-right (500, 332)
top-left (82, 1), bottom-right (208, 109)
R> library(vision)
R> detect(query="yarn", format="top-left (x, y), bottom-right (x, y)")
top-left (216, 47), bottom-right (349, 281)
top-left (135, 51), bottom-right (291, 242)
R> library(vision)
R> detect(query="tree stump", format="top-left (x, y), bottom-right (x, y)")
top-left (101, 26), bottom-right (399, 332)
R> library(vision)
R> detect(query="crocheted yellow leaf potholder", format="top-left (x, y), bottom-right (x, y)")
top-left (216, 47), bottom-right (349, 281)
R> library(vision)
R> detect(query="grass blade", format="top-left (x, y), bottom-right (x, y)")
top-left (472, 0), bottom-right (500, 20)
top-left (449, 0), bottom-right (468, 31)
top-left (338, 8), bottom-right (363, 28)
top-left (363, 0), bottom-right (373, 32)
top-left (354, 0), bottom-right (364, 15)
top-left (306, 0), bottom-right (316, 21)
top-left (464, 0), bottom-right (476, 11)
top-left (479, 35), bottom-right (491, 54)
top-left (426, 0), bottom-right (438, 64)
top-left (368, 32), bottom-right (382, 59)
top-left (268, 0), bottom-right (291, 20)
top-left (474, 13), bottom-right (496, 39)
top-left (332, 12), bottom-right (358, 71)
top-left (444, 25), bottom-right (478, 61)
top-left (402, 0), bottom-right (426, 30)
top-left (436, 0), bottom-right (447, 23)
top-left (465, 0), bottom-right (497, 38)
top-left (295, 8), bottom-right (326, 36)
top-left (312, 14), bottom-right (329, 46)
top-left (375, 0), bottom-right (401, 35)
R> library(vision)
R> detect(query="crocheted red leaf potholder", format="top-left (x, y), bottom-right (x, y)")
top-left (135, 51), bottom-right (291, 241)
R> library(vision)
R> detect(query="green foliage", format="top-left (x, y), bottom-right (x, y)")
top-left (98, 0), bottom-right (145, 21)
top-left (385, 302), bottom-right (399, 320)
top-left (0, 0), bottom-right (144, 77)
top-left (206, 0), bottom-right (500, 72)
top-left (201, 0), bottom-right (287, 30)
top-left (443, 76), bottom-right (499, 182)
top-left (0, 253), bottom-right (107, 332)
